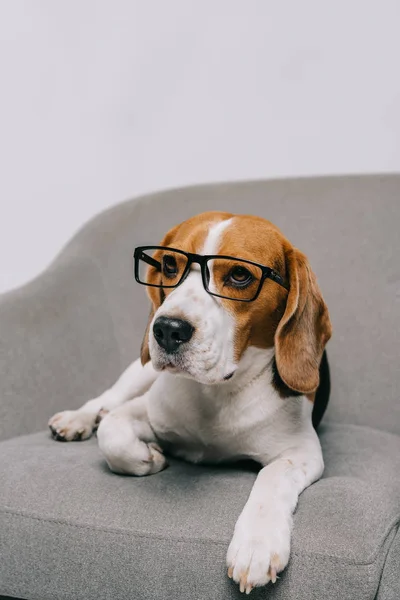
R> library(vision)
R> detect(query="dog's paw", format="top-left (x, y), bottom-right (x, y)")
top-left (147, 442), bottom-right (169, 475)
top-left (104, 440), bottom-right (168, 476)
top-left (48, 410), bottom-right (96, 441)
top-left (226, 507), bottom-right (291, 594)
top-left (97, 415), bottom-right (168, 476)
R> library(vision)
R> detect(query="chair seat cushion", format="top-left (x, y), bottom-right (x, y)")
top-left (0, 422), bottom-right (399, 600)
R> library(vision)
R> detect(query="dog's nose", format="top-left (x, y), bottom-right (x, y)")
top-left (153, 316), bottom-right (194, 353)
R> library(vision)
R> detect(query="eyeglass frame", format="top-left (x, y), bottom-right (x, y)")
top-left (134, 245), bottom-right (289, 303)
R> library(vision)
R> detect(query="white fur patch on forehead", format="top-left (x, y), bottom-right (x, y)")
top-left (202, 218), bottom-right (233, 256)
top-left (201, 218), bottom-right (233, 297)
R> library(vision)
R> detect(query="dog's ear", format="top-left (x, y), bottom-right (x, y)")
top-left (139, 224), bottom-right (180, 365)
top-left (140, 307), bottom-right (155, 365)
top-left (140, 285), bottom-right (167, 365)
top-left (274, 248), bottom-right (332, 394)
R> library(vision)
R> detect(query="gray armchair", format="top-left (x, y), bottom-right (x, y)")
top-left (1, 175), bottom-right (399, 600)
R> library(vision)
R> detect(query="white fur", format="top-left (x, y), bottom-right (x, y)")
top-left (48, 220), bottom-right (324, 593)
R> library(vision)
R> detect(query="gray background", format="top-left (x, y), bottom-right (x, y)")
top-left (0, 0), bottom-right (399, 293)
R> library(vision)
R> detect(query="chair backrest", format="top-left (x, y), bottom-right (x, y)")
top-left (92, 175), bottom-right (399, 434)
top-left (1, 175), bottom-right (398, 440)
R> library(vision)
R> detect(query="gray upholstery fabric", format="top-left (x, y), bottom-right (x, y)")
top-left (0, 175), bottom-right (399, 442)
top-left (0, 423), bottom-right (399, 600)
top-left (0, 175), bottom-right (399, 599)
top-left (0, 258), bottom-right (122, 443)
top-left (376, 526), bottom-right (400, 600)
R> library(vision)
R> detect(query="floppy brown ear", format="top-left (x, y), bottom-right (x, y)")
top-left (140, 307), bottom-right (155, 365)
top-left (140, 273), bottom-right (168, 365)
top-left (274, 248), bottom-right (332, 394)
top-left (139, 224), bottom-right (180, 365)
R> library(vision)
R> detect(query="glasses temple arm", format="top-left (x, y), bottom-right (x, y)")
top-left (268, 270), bottom-right (289, 291)
top-left (139, 252), bottom-right (161, 271)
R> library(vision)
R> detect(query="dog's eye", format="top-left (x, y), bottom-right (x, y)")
top-left (228, 266), bottom-right (253, 287)
top-left (163, 255), bottom-right (178, 277)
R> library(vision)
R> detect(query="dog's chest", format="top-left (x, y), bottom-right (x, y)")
top-left (147, 371), bottom-right (290, 464)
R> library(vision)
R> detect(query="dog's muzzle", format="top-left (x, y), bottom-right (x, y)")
top-left (153, 316), bottom-right (194, 354)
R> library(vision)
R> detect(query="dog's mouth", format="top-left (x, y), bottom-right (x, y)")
top-left (162, 362), bottom-right (235, 383)
top-left (162, 363), bottom-right (179, 373)
top-left (153, 351), bottom-right (236, 384)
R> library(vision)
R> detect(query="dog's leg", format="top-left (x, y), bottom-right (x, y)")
top-left (226, 435), bottom-right (324, 594)
top-left (97, 393), bottom-right (167, 476)
top-left (48, 359), bottom-right (158, 441)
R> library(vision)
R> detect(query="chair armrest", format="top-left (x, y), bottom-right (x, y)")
top-left (376, 525), bottom-right (400, 600)
top-left (0, 252), bottom-right (122, 442)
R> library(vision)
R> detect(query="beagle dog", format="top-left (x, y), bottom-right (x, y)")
top-left (49, 211), bottom-right (332, 594)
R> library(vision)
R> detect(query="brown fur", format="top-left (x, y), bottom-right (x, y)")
top-left (274, 248), bottom-right (332, 393)
top-left (216, 215), bottom-right (289, 360)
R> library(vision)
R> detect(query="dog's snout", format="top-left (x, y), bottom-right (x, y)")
top-left (153, 316), bottom-right (194, 353)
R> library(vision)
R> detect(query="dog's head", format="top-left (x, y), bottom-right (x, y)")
top-left (137, 211), bottom-right (332, 392)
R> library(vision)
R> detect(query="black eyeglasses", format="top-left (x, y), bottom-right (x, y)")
top-left (134, 246), bottom-right (289, 302)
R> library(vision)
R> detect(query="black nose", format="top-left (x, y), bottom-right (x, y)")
top-left (153, 316), bottom-right (194, 353)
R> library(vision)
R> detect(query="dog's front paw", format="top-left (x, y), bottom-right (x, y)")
top-left (48, 410), bottom-right (96, 441)
top-left (226, 507), bottom-right (291, 594)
